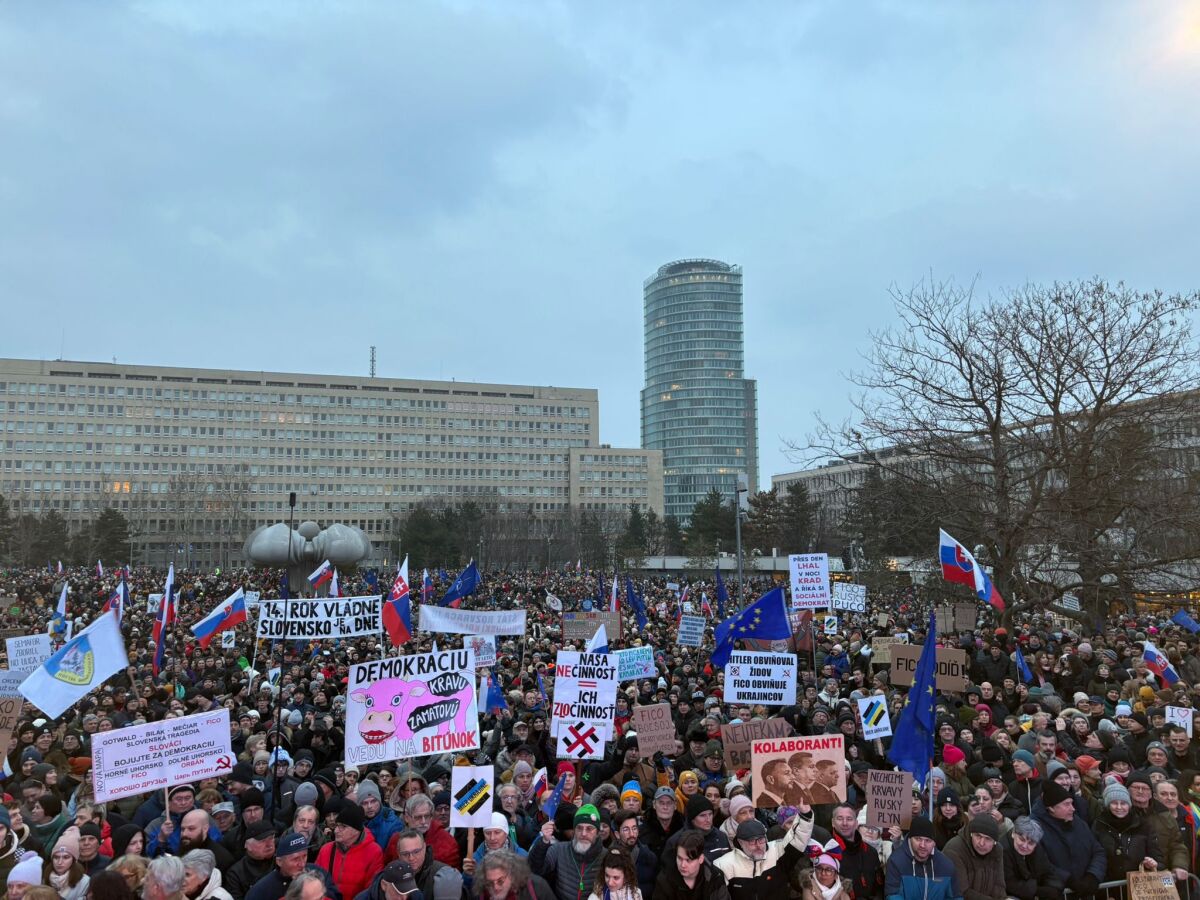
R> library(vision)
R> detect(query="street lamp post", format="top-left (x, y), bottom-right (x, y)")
top-left (735, 475), bottom-right (748, 607)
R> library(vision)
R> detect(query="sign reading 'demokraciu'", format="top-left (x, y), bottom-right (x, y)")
top-left (345, 649), bottom-right (479, 765)
top-left (257, 596), bottom-right (382, 640)
top-left (724, 651), bottom-right (797, 706)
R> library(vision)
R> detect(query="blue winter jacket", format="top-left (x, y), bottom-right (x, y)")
top-left (884, 838), bottom-right (962, 900)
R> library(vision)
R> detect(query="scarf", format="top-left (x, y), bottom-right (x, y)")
top-left (818, 881), bottom-right (841, 900)
top-left (50, 871), bottom-right (72, 894)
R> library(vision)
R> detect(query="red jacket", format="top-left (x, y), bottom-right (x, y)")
top-left (316, 829), bottom-right (384, 900)
top-left (386, 820), bottom-right (461, 870)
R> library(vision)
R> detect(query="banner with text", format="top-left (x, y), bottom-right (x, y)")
top-left (751, 734), bottom-right (846, 807)
top-left (562, 611), bottom-right (622, 642)
top-left (552, 650), bottom-right (617, 758)
top-left (418, 607), bottom-right (527, 636)
top-left (676, 615), bottom-right (706, 647)
top-left (890, 644), bottom-right (969, 691)
top-left (613, 646), bottom-right (656, 682)
top-left (725, 651), bottom-right (797, 707)
top-left (0, 670), bottom-right (26, 757)
top-left (631, 703), bottom-right (677, 756)
top-left (866, 770), bottom-right (913, 829)
top-left (345, 648), bottom-right (479, 766)
top-left (91, 709), bottom-right (234, 802)
top-left (5, 634), bottom-right (52, 674)
top-left (720, 717), bottom-right (795, 771)
top-left (789, 553), bottom-right (831, 610)
top-left (831, 582), bottom-right (867, 613)
top-left (257, 596), bottom-right (382, 640)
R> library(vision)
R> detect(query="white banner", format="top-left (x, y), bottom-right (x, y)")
top-left (256, 596), bottom-right (382, 639)
top-left (725, 651), bottom-right (797, 707)
top-left (466, 635), bottom-right (497, 669)
top-left (5, 634), bottom-right (51, 674)
top-left (790, 553), bottom-right (831, 610)
top-left (91, 709), bottom-right (234, 802)
top-left (345, 649), bottom-right (479, 766)
top-left (613, 646), bottom-right (656, 682)
top-left (831, 582), bottom-right (867, 613)
top-left (857, 696), bottom-right (893, 740)
top-left (450, 766), bottom-right (496, 828)
top-left (418, 606), bottom-right (527, 636)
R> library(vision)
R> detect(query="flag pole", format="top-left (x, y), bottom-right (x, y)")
top-left (273, 491), bottom-right (296, 816)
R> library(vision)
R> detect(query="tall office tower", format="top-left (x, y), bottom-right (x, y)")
top-left (641, 258), bottom-right (758, 523)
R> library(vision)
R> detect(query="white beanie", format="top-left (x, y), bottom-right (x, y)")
top-left (8, 853), bottom-right (42, 886)
top-left (486, 812), bottom-right (509, 833)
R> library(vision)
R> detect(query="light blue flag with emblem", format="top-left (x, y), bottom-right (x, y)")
top-left (19, 611), bottom-right (129, 719)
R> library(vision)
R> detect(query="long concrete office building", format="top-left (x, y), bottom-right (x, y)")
top-left (0, 358), bottom-right (663, 568)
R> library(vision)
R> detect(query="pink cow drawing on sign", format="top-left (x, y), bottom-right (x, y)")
top-left (351, 671), bottom-right (473, 745)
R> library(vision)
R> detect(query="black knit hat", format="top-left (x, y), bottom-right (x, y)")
top-left (1041, 780), bottom-right (1072, 808)
top-left (685, 794), bottom-right (713, 822)
top-left (908, 816), bottom-right (935, 840)
top-left (336, 802), bottom-right (365, 832)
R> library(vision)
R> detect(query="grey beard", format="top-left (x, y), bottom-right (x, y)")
top-left (572, 838), bottom-right (593, 855)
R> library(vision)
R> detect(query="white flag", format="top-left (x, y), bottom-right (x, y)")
top-left (20, 612), bottom-right (129, 719)
top-left (546, 592), bottom-right (563, 612)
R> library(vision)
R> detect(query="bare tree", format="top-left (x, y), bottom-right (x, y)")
top-left (800, 277), bottom-right (1200, 618)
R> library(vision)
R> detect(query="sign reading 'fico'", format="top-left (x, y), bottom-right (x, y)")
top-left (889, 644), bottom-right (969, 691)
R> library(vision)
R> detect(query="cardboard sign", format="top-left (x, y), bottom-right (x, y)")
top-left (831, 583), bottom-right (867, 613)
top-left (562, 611), bottom-right (622, 642)
top-left (676, 615), bottom-right (706, 647)
top-left (257, 596), bottom-right (382, 639)
top-left (0, 629), bottom-right (25, 668)
top-left (1126, 869), bottom-right (1180, 900)
top-left (466, 635), bottom-right (497, 669)
top-left (866, 769), bottom-right (913, 829)
top-left (91, 709), bottom-right (235, 802)
top-left (870, 635), bottom-right (908, 664)
top-left (750, 734), bottom-right (846, 807)
top-left (936, 603), bottom-right (977, 633)
top-left (789, 553), bottom-right (831, 610)
top-left (631, 703), bottom-right (677, 756)
top-left (857, 695), bottom-right (893, 739)
top-left (1166, 705), bottom-right (1193, 738)
top-left (725, 651), bottom-right (797, 707)
top-left (5, 634), bottom-right (51, 674)
top-left (344, 649), bottom-right (479, 765)
top-left (0, 670), bottom-right (26, 754)
top-left (449, 766), bottom-right (495, 828)
top-left (613, 646), bottom-right (656, 682)
top-left (890, 644), bottom-right (969, 691)
top-left (720, 717), bottom-right (795, 771)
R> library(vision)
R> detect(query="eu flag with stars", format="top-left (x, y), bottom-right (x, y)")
top-left (625, 576), bottom-right (648, 631)
top-left (712, 586), bottom-right (791, 668)
top-left (887, 610), bottom-right (938, 788)
top-left (439, 561), bottom-right (480, 608)
top-left (1172, 610), bottom-right (1200, 634)
top-left (1014, 645), bottom-right (1034, 683)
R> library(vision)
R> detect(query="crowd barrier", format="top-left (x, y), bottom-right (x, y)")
top-left (1059, 872), bottom-right (1200, 900)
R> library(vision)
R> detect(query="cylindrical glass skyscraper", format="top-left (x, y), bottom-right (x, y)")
top-left (641, 258), bottom-right (758, 523)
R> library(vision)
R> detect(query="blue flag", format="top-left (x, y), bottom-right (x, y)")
top-left (712, 586), bottom-right (792, 668)
top-left (625, 576), bottom-right (648, 631)
top-left (439, 561), bottom-right (480, 608)
top-left (280, 571), bottom-right (290, 601)
top-left (543, 774), bottom-right (567, 820)
top-left (887, 609), bottom-right (938, 788)
top-left (1172, 610), bottom-right (1200, 634)
top-left (714, 567), bottom-right (730, 619)
top-left (535, 670), bottom-right (549, 711)
top-left (485, 672), bottom-right (508, 715)
top-left (438, 567), bottom-right (449, 581)
top-left (1014, 645), bottom-right (1034, 683)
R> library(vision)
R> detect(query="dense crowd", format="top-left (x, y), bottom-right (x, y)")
top-left (0, 563), bottom-right (1197, 900)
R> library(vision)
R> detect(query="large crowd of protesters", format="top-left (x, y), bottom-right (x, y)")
top-left (0, 563), bottom-right (1197, 900)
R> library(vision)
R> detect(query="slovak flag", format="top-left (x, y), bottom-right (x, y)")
top-left (609, 572), bottom-right (620, 614)
top-left (308, 560), bottom-right (333, 590)
top-left (531, 767), bottom-right (548, 798)
top-left (421, 568), bottom-right (434, 604)
top-left (938, 529), bottom-right (1005, 611)
top-left (190, 588), bottom-right (247, 649)
top-left (152, 564), bottom-right (176, 676)
top-left (1143, 641), bottom-right (1180, 685)
top-left (102, 573), bottom-right (129, 624)
top-left (96, 561), bottom-right (104, 578)
top-left (383, 557), bottom-right (413, 648)
top-left (700, 592), bottom-right (714, 618)
top-left (56, 561), bottom-right (63, 574)
top-left (575, 559), bottom-right (582, 576)
top-left (675, 587), bottom-right (686, 629)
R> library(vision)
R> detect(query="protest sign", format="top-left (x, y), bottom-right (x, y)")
top-left (465, 635), bottom-right (497, 669)
top-left (876, 613), bottom-right (889, 627)
top-left (613, 646), bottom-right (656, 682)
top-left (866, 770), bottom-right (913, 829)
top-left (831, 582), bottom-right (867, 613)
top-left (345, 648), bottom-right (479, 765)
top-left (418, 607), bottom-right (526, 636)
top-left (0, 629), bottom-right (24, 669)
top-left (4, 634), bottom-right (51, 674)
top-left (449, 766), bottom-right (496, 828)
top-left (750, 734), bottom-right (845, 807)
top-left (562, 612), bottom-right (622, 642)
top-left (91, 709), bottom-right (234, 802)
top-left (824, 615), bottom-right (839, 635)
top-left (1126, 870), bottom-right (1180, 900)
top-left (147, 593), bottom-right (162, 612)
top-left (720, 717), bottom-right (794, 771)
top-left (1166, 705), bottom-right (1193, 737)
top-left (856, 695), bottom-right (893, 739)
top-left (552, 651), bottom-right (617, 757)
top-left (221, 631), bottom-right (236, 649)
top-left (725, 651), bottom-right (796, 706)
top-left (244, 590), bottom-right (261, 608)
top-left (0, 670), bottom-right (25, 754)
top-left (257, 596), bottom-right (382, 639)
top-left (890, 644), bottom-right (969, 691)
top-left (870, 635), bottom-right (908, 664)
top-left (677, 615), bottom-right (706, 647)
top-left (631, 703), bottom-right (677, 756)
top-left (666, 582), bottom-right (680, 593)
top-left (789, 553), bottom-right (831, 610)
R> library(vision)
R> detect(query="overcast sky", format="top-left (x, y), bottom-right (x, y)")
top-left (3, 2), bottom-right (1199, 488)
